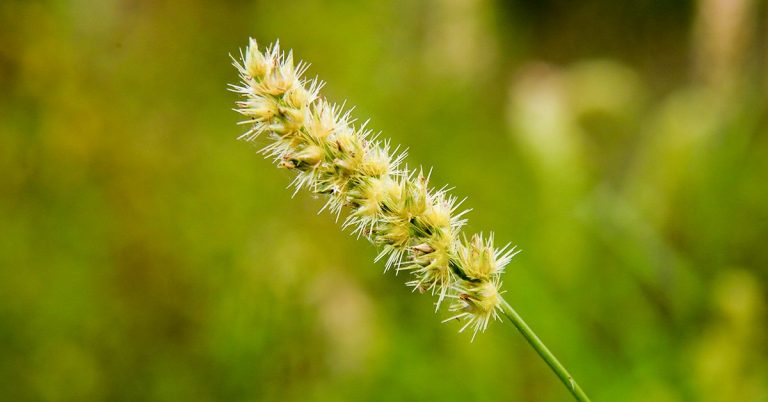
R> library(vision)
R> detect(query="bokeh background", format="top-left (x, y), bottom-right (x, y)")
top-left (1, 0), bottom-right (767, 401)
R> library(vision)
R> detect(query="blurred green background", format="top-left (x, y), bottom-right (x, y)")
top-left (1, 0), bottom-right (767, 401)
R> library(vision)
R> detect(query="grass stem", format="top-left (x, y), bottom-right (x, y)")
top-left (500, 301), bottom-right (592, 402)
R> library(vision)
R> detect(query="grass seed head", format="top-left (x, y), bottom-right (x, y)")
top-left (231, 39), bottom-right (519, 340)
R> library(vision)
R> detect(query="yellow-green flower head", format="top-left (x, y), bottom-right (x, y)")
top-left (445, 279), bottom-right (504, 340)
top-left (243, 38), bottom-right (271, 80)
top-left (442, 234), bottom-right (519, 339)
top-left (231, 39), bottom-right (519, 340)
top-left (458, 233), bottom-right (517, 281)
top-left (305, 100), bottom-right (338, 140)
top-left (236, 95), bottom-right (278, 123)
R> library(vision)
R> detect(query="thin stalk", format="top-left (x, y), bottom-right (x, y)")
top-left (500, 301), bottom-right (592, 402)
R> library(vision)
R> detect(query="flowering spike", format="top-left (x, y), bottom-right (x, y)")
top-left (230, 39), bottom-right (519, 339)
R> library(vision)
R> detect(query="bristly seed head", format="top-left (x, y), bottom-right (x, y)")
top-left (231, 38), bottom-right (519, 340)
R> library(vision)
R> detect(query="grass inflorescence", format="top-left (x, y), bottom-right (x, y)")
top-left (231, 39), bottom-right (519, 340)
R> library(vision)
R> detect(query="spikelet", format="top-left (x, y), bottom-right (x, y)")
top-left (231, 39), bottom-right (519, 339)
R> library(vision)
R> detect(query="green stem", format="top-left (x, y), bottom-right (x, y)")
top-left (500, 300), bottom-right (592, 402)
